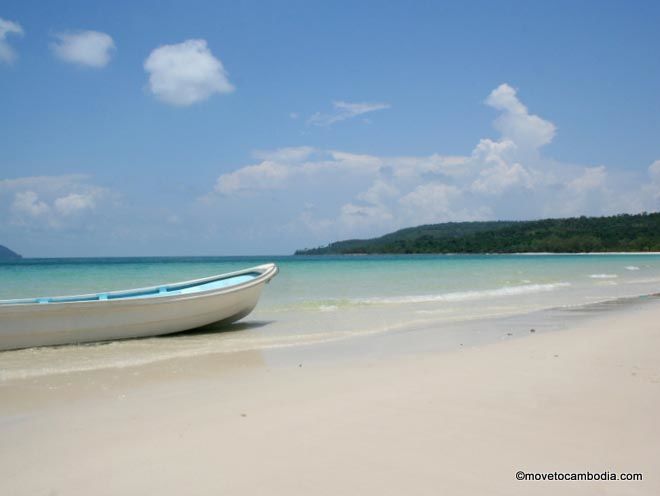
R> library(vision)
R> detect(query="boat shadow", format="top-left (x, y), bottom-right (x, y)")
top-left (163, 319), bottom-right (275, 338)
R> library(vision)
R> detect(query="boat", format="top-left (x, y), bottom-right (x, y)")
top-left (0, 263), bottom-right (278, 351)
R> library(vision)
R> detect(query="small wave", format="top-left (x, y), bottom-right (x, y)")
top-left (0, 319), bottom-right (431, 382)
top-left (589, 274), bottom-right (618, 279)
top-left (625, 266), bottom-right (640, 271)
top-left (359, 282), bottom-right (571, 305)
top-left (625, 277), bottom-right (660, 284)
top-left (0, 332), bottom-right (351, 381)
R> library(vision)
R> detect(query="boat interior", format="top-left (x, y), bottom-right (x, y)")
top-left (0, 271), bottom-right (261, 305)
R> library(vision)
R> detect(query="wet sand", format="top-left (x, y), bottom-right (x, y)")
top-left (1, 301), bottom-right (659, 495)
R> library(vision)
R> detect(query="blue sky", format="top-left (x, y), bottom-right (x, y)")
top-left (1, 0), bottom-right (659, 256)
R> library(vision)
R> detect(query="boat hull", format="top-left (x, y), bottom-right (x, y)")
top-left (0, 264), bottom-right (277, 351)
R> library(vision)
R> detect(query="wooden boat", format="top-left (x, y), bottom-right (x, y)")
top-left (0, 263), bottom-right (278, 351)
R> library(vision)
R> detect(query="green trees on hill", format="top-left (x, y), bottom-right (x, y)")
top-left (295, 213), bottom-right (660, 255)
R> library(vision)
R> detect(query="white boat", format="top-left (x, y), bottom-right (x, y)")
top-left (0, 263), bottom-right (278, 351)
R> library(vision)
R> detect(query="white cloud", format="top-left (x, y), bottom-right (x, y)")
top-left (326, 150), bottom-right (383, 173)
top-left (12, 191), bottom-right (49, 218)
top-left (208, 147), bottom-right (490, 237)
top-left (1, 175), bottom-right (109, 229)
top-left (0, 17), bottom-right (23, 64)
top-left (644, 160), bottom-right (660, 202)
top-left (11, 191), bottom-right (97, 221)
top-left (339, 202), bottom-right (394, 230)
top-left (468, 139), bottom-right (532, 194)
top-left (471, 138), bottom-right (517, 166)
top-left (399, 183), bottom-right (460, 215)
top-left (466, 85), bottom-right (558, 195)
top-left (471, 139), bottom-right (533, 195)
top-left (215, 161), bottom-right (291, 195)
top-left (213, 149), bottom-right (385, 197)
top-left (472, 161), bottom-right (533, 195)
top-left (567, 166), bottom-right (607, 193)
top-left (0, 174), bottom-right (89, 193)
top-left (54, 193), bottom-right (97, 215)
top-left (549, 165), bottom-right (617, 218)
top-left (144, 39), bottom-right (234, 106)
top-left (192, 84), bottom-right (659, 249)
top-left (51, 30), bottom-right (115, 68)
top-left (252, 146), bottom-right (315, 163)
top-left (388, 154), bottom-right (469, 179)
top-left (358, 180), bottom-right (399, 205)
top-left (485, 84), bottom-right (556, 151)
top-left (308, 100), bottom-right (390, 126)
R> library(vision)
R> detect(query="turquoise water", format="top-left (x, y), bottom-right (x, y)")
top-left (2, 254), bottom-right (660, 379)
top-left (3, 254), bottom-right (660, 308)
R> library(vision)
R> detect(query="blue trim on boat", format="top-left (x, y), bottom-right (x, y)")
top-left (0, 271), bottom-right (261, 305)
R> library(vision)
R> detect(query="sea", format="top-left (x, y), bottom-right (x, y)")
top-left (2, 254), bottom-right (660, 380)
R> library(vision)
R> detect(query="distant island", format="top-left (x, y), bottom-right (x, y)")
top-left (0, 245), bottom-right (22, 260)
top-left (295, 212), bottom-right (660, 255)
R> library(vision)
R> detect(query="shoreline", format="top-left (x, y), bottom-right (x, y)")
top-left (295, 251), bottom-right (660, 256)
top-left (2, 289), bottom-right (659, 383)
top-left (1, 296), bottom-right (660, 494)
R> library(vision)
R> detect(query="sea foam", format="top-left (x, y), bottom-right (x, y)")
top-left (359, 282), bottom-right (571, 305)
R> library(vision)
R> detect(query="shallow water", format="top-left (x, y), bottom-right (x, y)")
top-left (2, 254), bottom-right (660, 380)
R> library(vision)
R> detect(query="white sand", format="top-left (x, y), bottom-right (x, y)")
top-left (1, 303), bottom-right (660, 495)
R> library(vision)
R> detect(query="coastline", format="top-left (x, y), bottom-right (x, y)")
top-left (511, 251), bottom-right (660, 255)
top-left (5, 251), bottom-right (660, 261)
top-left (295, 251), bottom-right (660, 256)
top-left (1, 296), bottom-right (659, 494)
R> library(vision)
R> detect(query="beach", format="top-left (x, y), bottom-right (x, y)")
top-left (4, 1), bottom-right (659, 492)
top-left (2, 289), bottom-right (659, 495)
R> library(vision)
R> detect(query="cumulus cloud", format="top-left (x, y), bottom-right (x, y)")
top-left (144, 39), bottom-right (234, 106)
top-left (215, 161), bottom-right (292, 195)
top-left (308, 100), bottom-right (391, 126)
top-left (54, 192), bottom-right (97, 215)
top-left (644, 160), bottom-right (660, 202)
top-left (51, 30), bottom-right (115, 67)
top-left (12, 191), bottom-right (49, 218)
top-left (338, 202), bottom-right (394, 230)
top-left (358, 180), bottom-right (399, 205)
top-left (208, 147), bottom-right (488, 238)
top-left (464, 85), bottom-right (560, 195)
top-left (0, 17), bottom-right (23, 64)
top-left (0, 175), bottom-right (109, 229)
top-left (567, 166), bottom-right (607, 193)
top-left (472, 161), bottom-right (533, 195)
top-left (212, 148), bottom-right (389, 197)
top-left (252, 146), bottom-right (315, 162)
top-left (399, 183), bottom-right (462, 221)
top-left (388, 154), bottom-right (468, 179)
top-left (469, 138), bottom-right (533, 194)
top-left (11, 190), bottom-right (97, 221)
top-left (648, 160), bottom-right (660, 181)
top-left (485, 84), bottom-right (556, 151)
top-left (202, 83), bottom-right (657, 247)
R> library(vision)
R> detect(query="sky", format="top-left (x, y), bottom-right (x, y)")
top-left (1, 0), bottom-right (659, 257)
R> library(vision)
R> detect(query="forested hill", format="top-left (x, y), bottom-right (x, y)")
top-left (295, 213), bottom-right (660, 255)
top-left (0, 245), bottom-right (22, 260)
